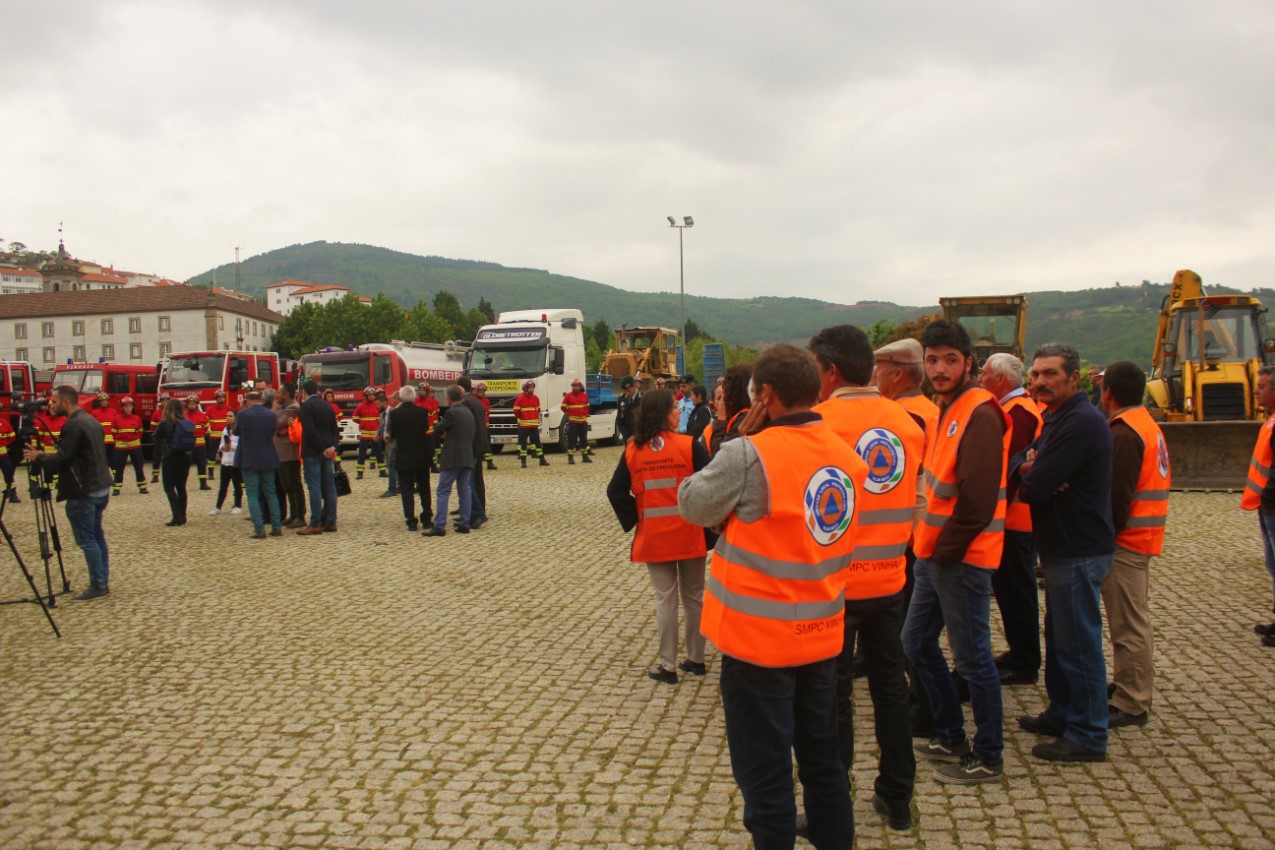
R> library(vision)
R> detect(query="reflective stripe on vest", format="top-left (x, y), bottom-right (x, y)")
top-left (626, 434), bottom-right (705, 563)
top-left (700, 418), bottom-right (866, 668)
top-left (1112, 407), bottom-right (1170, 555)
top-left (912, 387), bottom-right (1009, 569)
top-left (1242, 416), bottom-right (1275, 510)
top-left (813, 395), bottom-right (923, 600)
top-left (1003, 395), bottom-right (1043, 533)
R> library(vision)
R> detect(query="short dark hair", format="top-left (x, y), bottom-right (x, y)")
top-left (751, 343), bottom-right (821, 409)
top-left (633, 389), bottom-right (675, 447)
top-left (722, 364), bottom-right (753, 420)
top-left (446, 385), bottom-right (464, 402)
top-left (921, 319), bottom-right (973, 360)
top-left (1103, 360), bottom-right (1146, 407)
top-left (692, 385), bottom-right (708, 402)
top-left (280, 381), bottom-right (296, 398)
top-left (457, 376), bottom-right (473, 392)
top-left (1261, 366), bottom-right (1275, 380)
top-left (52, 385), bottom-right (78, 405)
top-left (809, 325), bottom-right (874, 386)
top-left (1032, 342), bottom-right (1081, 376)
top-left (302, 380), bottom-right (320, 395)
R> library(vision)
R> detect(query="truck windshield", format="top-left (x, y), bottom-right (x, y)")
top-left (466, 346), bottom-right (547, 379)
top-left (56, 370), bottom-right (105, 394)
top-left (302, 355), bottom-right (371, 390)
top-left (162, 354), bottom-right (226, 389)
top-left (1171, 305), bottom-right (1259, 366)
top-left (945, 307), bottom-right (1020, 350)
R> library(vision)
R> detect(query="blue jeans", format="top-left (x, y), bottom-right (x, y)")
top-left (720, 655), bottom-right (853, 850)
top-left (1039, 553), bottom-right (1113, 751)
top-left (901, 558), bottom-right (1003, 764)
top-left (434, 467), bottom-right (472, 530)
top-left (1260, 514), bottom-right (1275, 615)
top-left (64, 493), bottom-right (110, 589)
top-left (302, 455), bottom-right (338, 528)
top-left (242, 469), bottom-right (282, 533)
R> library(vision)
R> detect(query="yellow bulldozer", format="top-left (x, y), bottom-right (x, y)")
top-left (1145, 269), bottom-right (1274, 488)
top-left (601, 325), bottom-right (680, 390)
top-left (939, 294), bottom-right (1028, 363)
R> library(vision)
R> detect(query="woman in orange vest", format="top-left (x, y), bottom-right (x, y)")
top-left (606, 389), bottom-right (710, 685)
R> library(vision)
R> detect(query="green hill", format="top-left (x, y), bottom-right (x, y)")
top-left (191, 241), bottom-right (1275, 368)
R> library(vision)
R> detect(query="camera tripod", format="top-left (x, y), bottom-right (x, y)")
top-left (0, 479), bottom-right (62, 638)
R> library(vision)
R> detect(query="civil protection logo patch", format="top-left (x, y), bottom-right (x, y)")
top-left (650, 435), bottom-right (665, 452)
top-left (1156, 433), bottom-right (1169, 479)
top-left (855, 428), bottom-right (905, 495)
top-left (804, 466), bottom-right (855, 546)
top-left (946, 420), bottom-right (959, 438)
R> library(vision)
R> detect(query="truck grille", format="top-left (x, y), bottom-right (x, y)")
top-left (1201, 383), bottom-right (1247, 420)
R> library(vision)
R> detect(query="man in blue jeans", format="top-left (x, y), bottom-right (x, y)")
top-left (296, 380), bottom-right (339, 535)
top-left (24, 385), bottom-right (115, 600)
top-left (902, 320), bottom-right (1009, 785)
top-left (423, 385), bottom-right (474, 537)
top-left (1012, 342), bottom-right (1115, 762)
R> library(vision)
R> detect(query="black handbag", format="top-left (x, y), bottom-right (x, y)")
top-left (334, 467), bottom-right (352, 497)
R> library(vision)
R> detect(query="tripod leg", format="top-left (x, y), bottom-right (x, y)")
top-left (47, 504), bottom-right (69, 592)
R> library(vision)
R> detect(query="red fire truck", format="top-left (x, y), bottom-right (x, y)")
top-left (0, 361), bottom-right (37, 430)
top-left (52, 362), bottom-right (161, 422)
top-left (158, 351), bottom-right (281, 408)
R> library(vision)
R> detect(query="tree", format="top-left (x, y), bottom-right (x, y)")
top-left (401, 300), bottom-right (451, 343)
top-left (880, 313), bottom-right (941, 346)
top-left (476, 297), bottom-right (496, 324)
top-left (585, 335), bottom-right (604, 372)
top-left (433, 290), bottom-right (467, 337)
top-left (462, 307), bottom-right (489, 340)
top-left (589, 318), bottom-right (611, 354)
top-left (272, 301), bottom-right (321, 359)
top-left (868, 318), bottom-right (896, 348)
top-left (683, 317), bottom-right (708, 343)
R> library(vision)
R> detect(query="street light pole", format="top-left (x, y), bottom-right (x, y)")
top-left (666, 215), bottom-right (694, 375)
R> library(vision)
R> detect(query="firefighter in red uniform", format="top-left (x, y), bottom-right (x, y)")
top-left (354, 386), bottom-right (381, 479)
top-left (204, 389), bottom-right (231, 478)
top-left (34, 393), bottom-right (67, 488)
top-left (475, 381), bottom-right (496, 470)
top-left (513, 380), bottom-right (550, 467)
top-left (0, 410), bottom-right (18, 502)
top-left (414, 382), bottom-right (442, 472)
top-left (150, 393), bottom-right (169, 483)
top-left (185, 394), bottom-right (212, 490)
top-left (90, 392), bottom-right (116, 452)
top-left (111, 397), bottom-right (149, 495)
top-left (561, 379), bottom-right (592, 464)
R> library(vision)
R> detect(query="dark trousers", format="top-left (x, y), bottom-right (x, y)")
top-left (279, 460), bottom-right (305, 521)
top-left (161, 451), bottom-right (191, 521)
top-left (356, 438), bottom-right (381, 470)
top-left (470, 457), bottom-right (487, 520)
top-left (217, 465), bottom-right (243, 509)
top-left (517, 427), bottom-right (544, 457)
top-left (835, 590), bottom-right (914, 807)
top-left (192, 444), bottom-right (208, 482)
top-left (720, 655), bottom-right (853, 850)
top-left (0, 453), bottom-right (13, 490)
top-left (399, 467), bottom-right (432, 524)
top-left (992, 529), bottom-right (1041, 672)
top-left (565, 421), bottom-right (590, 455)
top-left (903, 549), bottom-right (937, 737)
top-left (112, 447), bottom-right (146, 485)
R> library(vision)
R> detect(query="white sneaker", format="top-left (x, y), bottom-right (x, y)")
top-left (208, 507), bottom-right (221, 516)
top-left (231, 506), bottom-right (242, 515)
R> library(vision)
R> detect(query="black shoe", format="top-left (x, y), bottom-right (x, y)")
top-left (1108, 705), bottom-right (1149, 728)
top-left (1017, 714), bottom-right (1065, 736)
top-left (581, 455), bottom-right (592, 464)
top-left (999, 668), bottom-right (1039, 686)
top-left (165, 519), bottom-right (182, 527)
top-left (406, 520), bottom-right (419, 531)
top-left (379, 469), bottom-right (388, 478)
top-left (72, 584), bottom-right (109, 601)
top-left (935, 753), bottom-right (1005, 785)
top-left (378, 490), bottom-right (397, 498)
top-left (1262, 634), bottom-right (1275, 648)
top-left (520, 457), bottom-right (527, 468)
top-left (1107, 682), bottom-right (1117, 698)
top-left (422, 527), bottom-right (446, 537)
top-left (1254, 622), bottom-right (1275, 637)
top-left (469, 517), bottom-right (486, 530)
top-left (539, 457), bottom-right (550, 466)
top-left (647, 665), bottom-right (677, 684)
top-left (567, 455), bottom-right (575, 465)
top-left (455, 525), bottom-right (470, 534)
top-left (913, 737), bottom-right (971, 762)
top-left (486, 460), bottom-right (497, 470)
top-left (6, 489), bottom-right (19, 503)
top-left (872, 794), bottom-right (913, 830)
top-left (419, 513), bottom-right (431, 526)
top-left (199, 482), bottom-right (211, 491)
top-left (356, 472), bottom-right (364, 480)
top-left (677, 660), bottom-right (707, 676)
top-left (1032, 738), bottom-right (1106, 763)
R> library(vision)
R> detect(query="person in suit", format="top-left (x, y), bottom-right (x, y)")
top-left (234, 390), bottom-right (284, 540)
top-left (390, 386), bottom-right (433, 531)
top-left (296, 380), bottom-right (340, 535)
top-left (424, 386), bottom-right (475, 537)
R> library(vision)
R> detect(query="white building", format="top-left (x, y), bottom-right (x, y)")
top-left (0, 285), bottom-right (283, 366)
top-left (265, 280), bottom-right (370, 315)
top-left (0, 266), bottom-right (42, 294)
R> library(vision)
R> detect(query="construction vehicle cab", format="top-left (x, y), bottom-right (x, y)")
top-left (601, 326), bottom-right (680, 389)
top-left (1146, 270), bottom-right (1275, 422)
top-left (939, 295), bottom-right (1027, 364)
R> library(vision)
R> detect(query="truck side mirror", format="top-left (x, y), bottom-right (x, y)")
top-left (552, 348), bottom-right (565, 375)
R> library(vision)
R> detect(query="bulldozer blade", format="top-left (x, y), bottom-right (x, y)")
top-left (1159, 420), bottom-right (1263, 491)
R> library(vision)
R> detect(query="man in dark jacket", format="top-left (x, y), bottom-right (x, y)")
top-left (686, 385), bottom-right (712, 440)
top-left (235, 391), bottom-right (283, 540)
top-left (390, 386), bottom-right (433, 531)
top-left (296, 380), bottom-right (339, 534)
top-left (424, 386), bottom-right (475, 537)
top-left (458, 377), bottom-right (490, 529)
top-left (24, 385), bottom-right (115, 599)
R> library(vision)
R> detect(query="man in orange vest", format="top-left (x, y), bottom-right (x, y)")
top-left (810, 325), bottom-right (923, 832)
top-left (901, 320), bottom-right (1009, 785)
top-left (980, 353), bottom-right (1045, 685)
top-left (1246, 366), bottom-right (1275, 647)
top-left (1099, 361), bottom-right (1169, 725)
top-left (1011, 342), bottom-right (1114, 763)
top-left (678, 343), bottom-right (866, 849)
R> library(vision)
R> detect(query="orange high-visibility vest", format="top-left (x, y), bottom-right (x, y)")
top-left (625, 434), bottom-right (706, 563)
top-left (913, 388), bottom-right (1009, 569)
top-left (814, 394), bottom-right (923, 600)
top-left (1002, 393), bottom-right (1044, 533)
top-left (897, 393), bottom-right (939, 463)
top-left (1111, 406), bottom-right (1170, 555)
top-left (700, 418), bottom-right (866, 668)
top-left (1243, 416), bottom-right (1275, 511)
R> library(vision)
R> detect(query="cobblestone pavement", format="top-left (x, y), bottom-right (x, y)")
top-left (1, 446), bottom-right (1273, 850)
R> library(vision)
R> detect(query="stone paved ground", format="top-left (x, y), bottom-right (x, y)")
top-left (1, 445), bottom-right (1273, 850)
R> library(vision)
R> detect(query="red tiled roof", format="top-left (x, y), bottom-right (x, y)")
top-left (290, 284), bottom-right (352, 296)
top-left (0, 266), bottom-right (41, 277)
top-left (266, 280), bottom-right (314, 291)
top-left (0, 285), bottom-right (284, 323)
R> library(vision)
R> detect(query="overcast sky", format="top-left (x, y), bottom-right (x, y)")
top-left (6, 1), bottom-right (1274, 306)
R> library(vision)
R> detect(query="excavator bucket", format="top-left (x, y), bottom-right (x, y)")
top-left (1159, 420), bottom-right (1262, 490)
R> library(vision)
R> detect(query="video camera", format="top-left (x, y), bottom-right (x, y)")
top-left (13, 398), bottom-right (48, 415)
